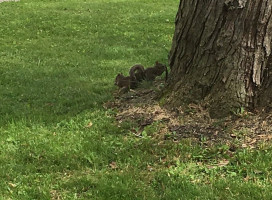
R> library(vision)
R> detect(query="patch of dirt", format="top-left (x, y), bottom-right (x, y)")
top-left (105, 79), bottom-right (272, 149)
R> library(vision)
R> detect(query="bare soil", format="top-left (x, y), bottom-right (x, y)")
top-left (105, 79), bottom-right (272, 150)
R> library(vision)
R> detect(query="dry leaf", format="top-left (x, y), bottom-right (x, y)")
top-left (8, 182), bottom-right (16, 188)
top-left (147, 165), bottom-right (153, 171)
top-left (249, 139), bottom-right (257, 145)
top-left (207, 165), bottom-right (215, 169)
top-left (217, 159), bottom-right (229, 167)
top-left (109, 161), bottom-right (118, 169)
top-left (244, 175), bottom-right (250, 182)
top-left (258, 134), bottom-right (266, 138)
top-left (254, 170), bottom-right (262, 174)
top-left (86, 121), bottom-right (93, 128)
top-left (262, 121), bottom-right (267, 126)
top-left (267, 135), bottom-right (272, 140)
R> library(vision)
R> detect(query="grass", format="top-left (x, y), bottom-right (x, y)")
top-left (1, 0), bottom-right (272, 199)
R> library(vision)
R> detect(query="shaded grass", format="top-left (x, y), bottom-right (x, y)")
top-left (0, 0), bottom-right (174, 124)
top-left (1, 0), bottom-right (272, 199)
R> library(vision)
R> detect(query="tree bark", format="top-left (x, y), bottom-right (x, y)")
top-left (167, 0), bottom-right (272, 118)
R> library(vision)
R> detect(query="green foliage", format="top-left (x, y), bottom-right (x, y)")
top-left (1, 0), bottom-right (272, 199)
top-left (232, 106), bottom-right (250, 118)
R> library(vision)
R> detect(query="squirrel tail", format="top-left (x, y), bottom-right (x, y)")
top-left (129, 64), bottom-right (145, 80)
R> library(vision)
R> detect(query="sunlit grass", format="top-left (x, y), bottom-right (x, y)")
top-left (1, 0), bottom-right (272, 199)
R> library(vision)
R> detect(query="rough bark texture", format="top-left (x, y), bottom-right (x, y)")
top-left (167, 0), bottom-right (272, 118)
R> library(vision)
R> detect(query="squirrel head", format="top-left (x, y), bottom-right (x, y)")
top-left (114, 73), bottom-right (124, 85)
top-left (155, 61), bottom-right (165, 68)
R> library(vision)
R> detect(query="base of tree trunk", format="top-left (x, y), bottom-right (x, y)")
top-left (166, 0), bottom-right (272, 118)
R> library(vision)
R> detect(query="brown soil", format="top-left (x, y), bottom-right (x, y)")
top-left (105, 79), bottom-right (272, 150)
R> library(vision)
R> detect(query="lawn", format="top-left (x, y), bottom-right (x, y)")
top-left (1, 0), bottom-right (272, 199)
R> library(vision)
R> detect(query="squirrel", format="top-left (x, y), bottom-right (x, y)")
top-left (129, 62), bottom-right (168, 82)
top-left (115, 64), bottom-right (145, 90)
top-left (115, 73), bottom-right (134, 94)
top-left (114, 66), bottom-right (142, 94)
top-left (114, 62), bottom-right (168, 93)
top-left (114, 73), bottom-right (133, 94)
top-left (144, 61), bottom-right (168, 81)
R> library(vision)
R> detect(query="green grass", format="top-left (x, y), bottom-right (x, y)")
top-left (1, 0), bottom-right (272, 199)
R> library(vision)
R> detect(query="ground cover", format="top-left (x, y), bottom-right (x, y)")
top-left (1, 0), bottom-right (272, 199)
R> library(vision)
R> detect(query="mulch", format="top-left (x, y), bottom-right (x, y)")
top-left (105, 79), bottom-right (272, 150)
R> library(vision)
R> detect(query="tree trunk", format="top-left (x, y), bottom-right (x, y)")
top-left (167, 0), bottom-right (272, 118)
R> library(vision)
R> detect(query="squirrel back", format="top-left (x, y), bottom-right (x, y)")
top-left (115, 73), bottom-right (130, 88)
top-left (144, 61), bottom-right (168, 81)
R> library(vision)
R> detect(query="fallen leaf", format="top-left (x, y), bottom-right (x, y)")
top-left (244, 176), bottom-right (250, 182)
top-left (109, 161), bottom-right (118, 169)
top-left (147, 165), bottom-right (153, 171)
top-left (262, 121), bottom-right (267, 127)
top-left (254, 170), bottom-right (262, 174)
top-left (258, 134), bottom-right (266, 138)
top-left (86, 121), bottom-right (93, 128)
top-left (8, 182), bottom-right (16, 188)
top-left (249, 139), bottom-right (257, 145)
top-left (217, 159), bottom-right (229, 167)
top-left (267, 135), bottom-right (272, 140)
